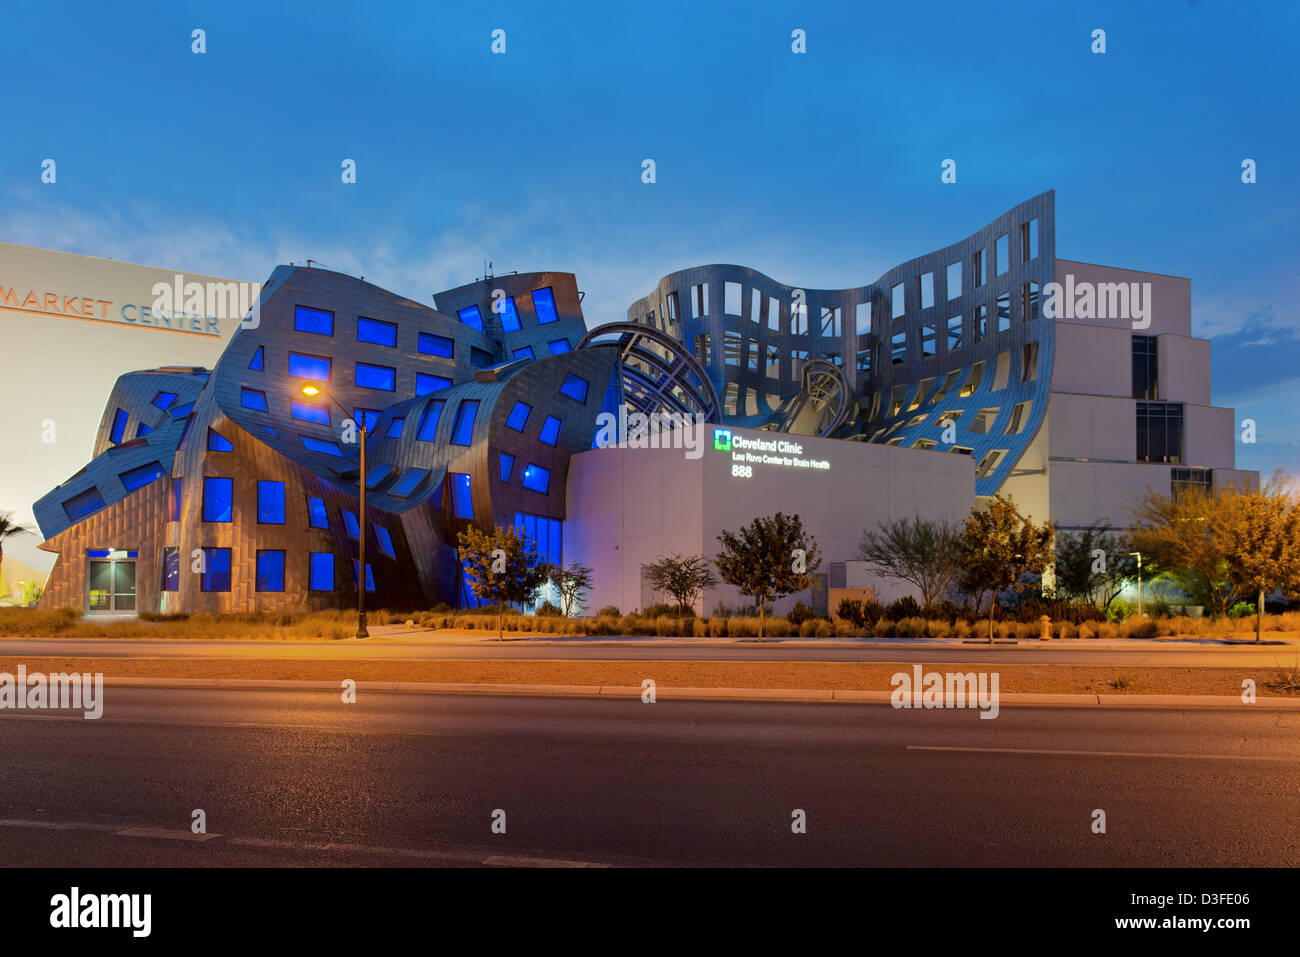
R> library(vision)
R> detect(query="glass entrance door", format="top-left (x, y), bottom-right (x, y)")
top-left (87, 558), bottom-right (137, 613)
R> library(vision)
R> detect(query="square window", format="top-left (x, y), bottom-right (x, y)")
top-left (531, 288), bottom-right (559, 324)
top-left (548, 339), bottom-right (570, 354)
top-left (309, 552), bottom-right (334, 591)
top-left (522, 463), bottom-right (551, 494)
top-left (450, 472), bottom-right (473, 519)
top-left (257, 480), bottom-right (285, 524)
top-left (307, 495), bottom-right (328, 529)
top-left (507, 401), bottom-right (532, 432)
top-left (294, 305), bottom-right (334, 336)
top-left (256, 550), bottom-right (286, 592)
top-left (202, 477), bottom-right (233, 523)
top-left (200, 547), bottom-right (232, 591)
top-left (357, 316), bottom-right (397, 347)
top-left (539, 415), bottom-right (561, 446)
top-left (458, 306), bottom-right (485, 332)
top-left (241, 388), bottom-right (268, 412)
top-left (418, 332), bottom-right (454, 358)
top-left (451, 399), bottom-right (479, 445)
top-left (498, 296), bottom-right (522, 332)
top-left (355, 362), bottom-right (396, 391)
top-left (416, 373), bottom-right (451, 395)
top-left (559, 373), bottom-right (588, 403)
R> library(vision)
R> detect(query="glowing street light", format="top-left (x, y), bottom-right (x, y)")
top-left (1129, 551), bottom-right (1143, 617)
top-left (302, 382), bottom-right (369, 639)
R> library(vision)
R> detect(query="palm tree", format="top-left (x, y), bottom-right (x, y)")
top-left (0, 512), bottom-right (34, 585)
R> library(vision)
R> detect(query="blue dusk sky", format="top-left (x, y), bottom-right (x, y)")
top-left (2, 0), bottom-right (1297, 475)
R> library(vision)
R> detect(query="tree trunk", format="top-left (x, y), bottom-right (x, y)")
top-left (758, 601), bottom-right (765, 643)
top-left (1256, 588), bottom-right (1264, 644)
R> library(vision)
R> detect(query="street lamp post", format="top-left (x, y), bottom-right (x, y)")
top-left (1129, 551), bottom-right (1142, 617)
top-left (302, 383), bottom-right (369, 639)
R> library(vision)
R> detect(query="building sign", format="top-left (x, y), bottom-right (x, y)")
top-left (0, 282), bottom-right (222, 336)
top-left (714, 428), bottom-right (831, 478)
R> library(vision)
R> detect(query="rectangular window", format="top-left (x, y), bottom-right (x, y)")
top-left (200, 547), bottom-right (232, 592)
top-left (974, 304), bottom-right (988, 342)
top-left (547, 339), bottom-right (570, 354)
top-left (920, 325), bottom-right (936, 357)
top-left (995, 234), bottom-right (1009, 275)
top-left (1137, 401), bottom-right (1184, 463)
top-left (300, 436), bottom-right (345, 457)
top-left (1006, 400), bottom-right (1032, 434)
top-left (790, 302), bottom-right (807, 336)
top-left (1023, 219), bottom-right (1039, 261)
top-left (450, 472), bottom-right (473, 519)
top-left (203, 477), bottom-right (233, 523)
top-left (418, 332), bottom-right (454, 358)
top-left (947, 262), bottom-right (962, 299)
top-left (352, 560), bottom-right (376, 593)
top-left (694, 333), bottom-right (711, 365)
top-left (257, 480), bottom-right (285, 524)
top-left (451, 399), bottom-right (479, 445)
top-left (110, 409), bottom-right (128, 444)
top-left (256, 550), bottom-right (286, 592)
top-left (767, 345), bottom-right (781, 377)
top-left (507, 401), bottom-right (532, 432)
top-left (996, 292), bottom-right (1011, 332)
top-left (947, 314), bottom-right (963, 351)
top-left (374, 524), bottom-right (396, 559)
top-left (512, 346), bottom-right (535, 360)
top-left (207, 429), bottom-right (234, 452)
top-left (417, 399), bottom-right (445, 441)
top-left (968, 408), bottom-right (999, 434)
top-left (1021, 342), bottom-right (1039, 383)
top-left (170, 477), bottom-right (182, 522)
top-left (497, 296), bottom-right (522, 332)
top-left (992, 350), bottom-right (1011, 391)
top-left (855, 301), bottom-right (872, 335)
top-left (531, 288), bottom-right (559, 324)
top-left (1172, 466), bottom-right (1212, 501)
top-left (539, 415), bottom-right (561, 446)
top-left (891, 331), bottom-right (907, 364)
top-left (309, 552), bottom-right (334, 591)
top-left (241, 388), bottom-right (268, 412)
top-left (391, 468), bottom-right (430, 496)
top-left (747, 341), bottom-right (759, 372)
top-left (357, 316), bottom-right (397, 347)
top-left (724, 281), bottom-right (742, 316)
top-left (920, 273), bottom-right (935, 309)
top-left (891, 282), bottom-right (905, 318)
top-left (120, 461), bottom-right (165, 492)
top-left (290, 400), bottom-right (331, 425)
top-left (559, 373), bottom-right (589, 403)
top-left (307, 495), bottom-right (328, 529)
top-left (724, 331), bottom-right (742, 367)
top-left (820, 305), bottom-right (841, 338)
top-left (355, 362), bottom-right (396, 391)
top-left (499, 451), bottom-right (515, 482)
top-left (1132, 335), bottom-right (1158, 399)
top-left (750, 288), bottom-right (762, 324)
top-left (151, 391), bottom-right (177, 410)
top-left (294, 305), bottom-right (334, 336)
top-left (522, 463), bottom-right (551, 494)
top-left (1021, 281), bottom-right (1041, 322)
top-left (161, 546), bottom-right (179, 592)
top-left (690, 283), bottom-right (708, 319)
top-left (975, 449), bottom-right (1007, 479)
top-left (458, 306), bottom-right (485, 332)
top-left (972, 249), bottom-right (985, 288)
top-left (958, 362), bottom-right (984, 397)
top-left (416, 373), bottom-right (451, 395)
top-left (855, 349), bottom-right (872, 373)
top-left (135, 423), bottom-right (152, 439)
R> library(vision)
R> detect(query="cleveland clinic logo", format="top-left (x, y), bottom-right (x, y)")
top-left (713, 429), bottom-right (732, 452)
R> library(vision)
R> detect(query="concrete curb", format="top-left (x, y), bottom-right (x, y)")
top-left (95, 676), bottom-right (1300, 708)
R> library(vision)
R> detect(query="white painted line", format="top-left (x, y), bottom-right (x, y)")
top-left (906, 745), bottom-right (1300, 761)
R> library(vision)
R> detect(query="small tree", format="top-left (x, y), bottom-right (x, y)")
top-left (1126, 485), bottom-right (1239, 617)
top-left (546, 561), bottom-right (595, 617)
top-left (643, 554), bottom-right (718, 616)
top-left (856, 516), bottom-right (961, 609)
top-left (956, 495), bottom-right (1055, 642)
top-left (1214, 474), bottom-right (1300, 642)
top-left (1052, 524), bottom-right (1135, 612)
top-left (715, 512), bottom-right (822, 641)
top-left (458, 524), bottom-right (549, 640)
top-left (0, 512), bottom-right (33, 585)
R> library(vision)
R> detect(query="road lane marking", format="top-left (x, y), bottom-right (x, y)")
top-left (907, 745), bottom-right (1300, 761)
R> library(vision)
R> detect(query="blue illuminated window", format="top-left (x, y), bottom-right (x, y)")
top-left (258, 480), bottom-right (285, 524)
top-left (512, 346), bottom-right (535, 360)
top-left (499, 451), bottom-right (515, 482)
top-left (135, 423), bottom-right (152, 438)
top-left (256, 550), bottom-right (286, 592)
top-left (450, 472), bottom-right (474, 519)
top-left (351, 560), bottom-right (377, 592)
top-left (289, 352), bottom-right (332, 381)
top-left (506, 401), bottom-right (531, 432)
top-left (151, 391), bottom-right (177, 410)
top-left (499, 297), bottom-right (522, 332)
top-left (295, 305), bottom-right (334, 336)
top-left (390, 468), bottom-right (429, 496)
top-left (87, 549), bottom-right (111, 558)
top-left (522, 463), bottom-right (551, 494)
top-left (458, 306), bottom-right (484, 332)
top-left (291, 400), bottom-right (331, 425)
top-left (241, 388), bottom-right (268, 411)
top-left (248, 346), bottom-right (264, 371)
top-left (418, 332), bottom-right (454, 358)
top-left (548, 339), bottom-right (570, 354)
top-left (170, 477), bottom-right (182, 521)
top-left (342, 509), bottom-right (360, 539)
top-left (109, 409), bottom-right (128, 444)
top-left (451, 400), bottom-right (479, 445)
top-left (356, 362), bottom-right (396, 391)
top-left (386, 417), bottom-right (405, 438)
top-left (203, 477), bottom-right (233, 522)
top-left (161, 546), bottom-right (179, 591)
top-left (353, 408), bottom-right (381, 432)
top-left (201, 547), bottom-right (232, 592)
top-left (307, 495), bottom-right (328, 529)
top-left (539, 415), bottom-right (561, 446)
top-left (374, 525), bottom-right (395, 559)
top-left (514, 512), bottom-right (563, 567)
top-left (416, 373), bottom-right (451, 395)
top-left (416, 400), bottom-right (444, 441)
top-left (365, 463), bottom-right (394, 487)
top-left (309, 552), bottom-right (334, 591)
top-left (470, 347), bottom-right (493, 368)
top-left (207, 429), bottom-right (234, 452)
top-left (169, 401), bottom-right (195, 419)
top-left (532, 288), bottom-right (559, 324)
top-left (262, 426), bottom-right (277, 438)
top-left (357, 316), bottom-right (397, 347)
top-left (559, 373), bottom-right (589, 403)
top-left (301, 436), bottom-right (345, 457)
top-left (120, 461), bottom-right (165, 492)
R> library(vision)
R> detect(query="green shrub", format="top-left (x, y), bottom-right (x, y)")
top-left (1228, 601), bottom-right (1257, 619)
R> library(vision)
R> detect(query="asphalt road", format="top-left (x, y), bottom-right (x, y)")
top-left (1, 636), bottom-right (1297, 667)
top-left (2, 688), bottom-right (1298, 866)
